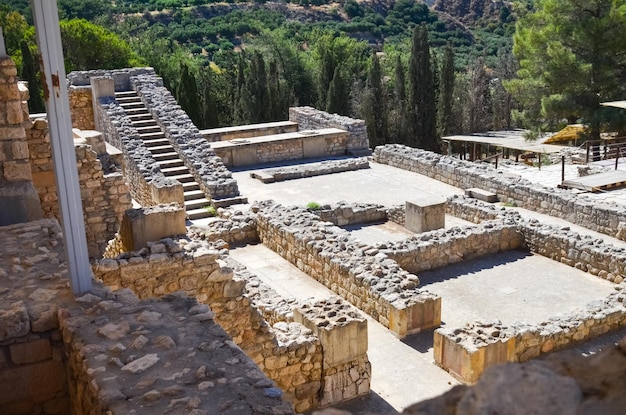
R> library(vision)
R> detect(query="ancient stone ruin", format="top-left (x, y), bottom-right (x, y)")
top-left (1, 59), bottom-right (626, 415)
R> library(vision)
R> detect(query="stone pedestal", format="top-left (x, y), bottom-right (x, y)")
top-left (294, 297), bottom-right (370, 407)
top-left (405, 197), bottom-right (446, 233)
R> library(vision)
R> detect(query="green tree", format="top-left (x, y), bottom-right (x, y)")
top-left (0, 9), bottom-right (29, 57)
top-left (507, 0), bottom-right (626, 139)
top-left (437, 43), bottom-right (455, 137)
top-left (393, 55), bottom-right (408, 144)
top-left (176, 62), bottom-right (202, 127)
top-left (408, 24), bottom-right (438, 151)
top-left (363, 53), bottom-right (387, 147)
top-left (19, 40), bottom-right (45, 114)
top-left (326, 67), bottom-right (349, 115)
top-left (199, 69), bottom-right (219, 128)
top-left (60, 19), bottom-right (141, 72)
top-left (467, 57), bottom-right (492, 133)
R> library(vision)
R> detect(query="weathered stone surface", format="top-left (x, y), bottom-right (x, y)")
top-left (0, 301), bottom-right (30, 341)
top-left (10, 338), bottom-right (52, 364)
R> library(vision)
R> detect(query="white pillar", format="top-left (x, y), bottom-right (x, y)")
top-left (31, 0), bottom-right (92, 294)
top-left (0, 27), bottom-right (6, 57)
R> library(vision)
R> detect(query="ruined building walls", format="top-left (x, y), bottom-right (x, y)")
top-left (374, 145), bottom-right (626, 241)
top-left (0, 57), bottom-right (42, 226)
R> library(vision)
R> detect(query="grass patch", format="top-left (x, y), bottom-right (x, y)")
top-left (204, 205), bottom-right (217, 216)
top-left (306, 201), bottom-right (322, 211)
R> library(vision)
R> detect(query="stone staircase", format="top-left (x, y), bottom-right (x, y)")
top-left (115, 91), bottom-right (213, 220)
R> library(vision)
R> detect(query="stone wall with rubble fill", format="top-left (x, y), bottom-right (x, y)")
top-left (256, 202), bottom-right (441, 338)
top-left (378, 219), bottom-right (524, 275)
top-left (289, 106), bottom-right (370, 154)
top-left (374, 144), bottom-right (626, 241)
top-left (0, 218), bottom-right (298, 414)
top-left (130, 74), bottom-right (241, 201)
top-left (92, 238), bottom-right (324, 413)
top-left (96, 94), bottom-right (181, 207)
top-left (434, 283), bottom-right (626, 383)
top-left (313, 202), bottom-right (388, 226)
top-left (23, 103), bottom-right (131, 258)
top-left (67, 86), bottom-right (95, 130)
top-left (188, 209), bottom-right (260, 247)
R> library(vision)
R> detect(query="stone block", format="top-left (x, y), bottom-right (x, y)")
top-left (0, 301), bottom-right (30, 341)
top-left (10, 338), bottom-right (52, 364)
top-left (3, 160), bottom-right (32, 181)
top-left (119, 203), bottom-right (186, 251)
top-left (151, 178), bottom-right (184, 205)
top-left (0, 360), bottom-right (66, 406)
top-left (405, 197), bottom-right (446, 233)
top-left (465, 187), bottom-right (498, 203)
top-left (294, 298), bottom-right (367, 368)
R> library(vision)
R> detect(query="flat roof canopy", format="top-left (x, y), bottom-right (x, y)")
top-left (601, 101), bottom-right (626, 110)
top-left (443, 130), bottom-right (566, 154)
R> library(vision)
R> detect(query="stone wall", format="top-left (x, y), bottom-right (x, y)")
top-left (313, 202), bottom-right (388, 226)
top-left (378, 219), bottom-right (524, 274)
top-left (0, 58), bottom-right (42, 226)
top-left (130, 74), bottom-right (241, 201)
top-left (68, 86), bottom-right (94, 130)
top-left (201, 121), bottom-right (298, 142)
top-left (92, 237), bottom-right (324, 412)
top-left (25, 112), bottom-right (131, 258)
top-left (289, 106), bottom-right (370, 154)
top-left (67, 67), bottom-right (155, 91)
top-left (256, 202), bottom-right (441, 338)
top-left (374, 145), bottom-right (626, 240)
top-left (252, 157), bottom-right (370, 183)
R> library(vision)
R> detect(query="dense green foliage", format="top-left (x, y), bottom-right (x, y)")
top-left (507, 0), bottom-right (626, 138)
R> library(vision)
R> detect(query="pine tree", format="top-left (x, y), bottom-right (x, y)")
top-left (176, 63), bottom-right (202, 127)
top-left (437, 43), bottom-right (455, 137)
top-left (20, 41), bottom-right (45, 114)
top-left (408, 25), bottom-right (438, 151)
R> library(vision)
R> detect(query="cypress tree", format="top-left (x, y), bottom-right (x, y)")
top-left (437, 43), bottom-right (455, 137)
top-left (408, 25), bottom-right (438, 151)
top-left (200, 71), bottom-right (219, 128)
top-left (268, 60), bottom-right (285, 121)
top-left (365, 53), bottom-right (387, 147)
top-left (254, 52), bottom-right (271, 122)
top-left (318, 48), bottom-right (335, 111)
top-left (20, 41), bottom-right (46, 114)
top-left (394, 55), bottom-right (407, 144)
top-left (176, 63), bottom-right (202, 127)
top-left (326, 67), bottom-right (349, 115)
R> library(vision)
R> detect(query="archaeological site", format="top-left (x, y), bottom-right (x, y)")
top-left (2, 49), bottom-right (626, 415)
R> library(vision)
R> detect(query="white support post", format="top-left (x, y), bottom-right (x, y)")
top-left (0, 27), bottom-right (6, 57)
top-left (31, 0), bottom-right (92, 294)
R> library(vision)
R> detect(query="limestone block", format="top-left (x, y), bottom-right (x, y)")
top-left (294, 298), bottom-right (367, 368)
top-left (465, 187), bottom-right (498, 203)
top-left (0, 360), bottom-right (66, 406)
top-left (119, 203), bottom-right (186, 252)
top-left (10, 338), bottom-right (52, 364)
top-left (0, 301), bottom-right (30, 341)
top-left (3, 160), bottom-right (32, 181)
top-left (405, 197), bottom-right (446, 233)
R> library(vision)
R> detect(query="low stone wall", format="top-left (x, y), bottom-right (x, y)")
top-left (212, 128), bottom-right (350, 168)
top-left (434, 284), bottom-right (626, 383)
top-left (201, 121), bottom-right (298, 142)
top-left (446, 195), bottom-right (507, 224)
top-left (67, 67), bottom-right (155, 91)
top-left (374, 145), bottom-right (626, 240)
top-left (313, 201), bottom-right (388, 226)
top-left (188, 210), bottom-right (259, 247)
top-left (378, 220), bottom-right (524, 274)
top-left (131, 75), bottom-right (240, 201)
top-left (289, 107), bottom-right (370, 154)
top-left (68, 86), bottom-right (95, 130)
top-left (520, 220), bottom-right (626, 283)
top-left (252, 157), bottom-right (370, 183)
top-left (256, 202), bottom-right (441, 338)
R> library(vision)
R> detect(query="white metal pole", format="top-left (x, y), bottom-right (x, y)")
top-left (0, 27), bottom-right (6, 57)
top-left (31, 0), bottom-right (92, 294)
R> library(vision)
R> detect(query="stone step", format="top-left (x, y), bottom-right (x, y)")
top-left (118, 102), bottom-right (144, 110)
top-left (136, 125), bottom-right (162, 134)
top-left (153, 151), bottom-right (179, 161)
top-left (116, 96), bottom-right (142, 104)
top-left (143, 139), bottom-right (171, 148)
top-left (161, 166), bottom-right (189, 176)
top-left (131, 119), bottom-right (158, 128)
top-left (182, 182), bottom-right (201, 192)
top-left (115, 91), bottom-right (138, 98)
top-left (156, 159), bottom-right (184, 169)
top-left (123, 107), bottom-right (149, 116)
top-left (147, 145), bottom-right (176, 154)
top-left (211, 195), bottom-right (249, 208)
top-left (465, 188), bottom-right (499, 203)
top-left (129, 113), bottom-right (153, 122)
top-left (186, 207), bottom-right (212, 221)
top-left (139, 132), bottom-right (166, 141)
top-left (168, 173), bottom-right (195, 183)
top-left (184, 189), bottom-right (205, 201)
top-left (184, 197), bottom-right (211, 211)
